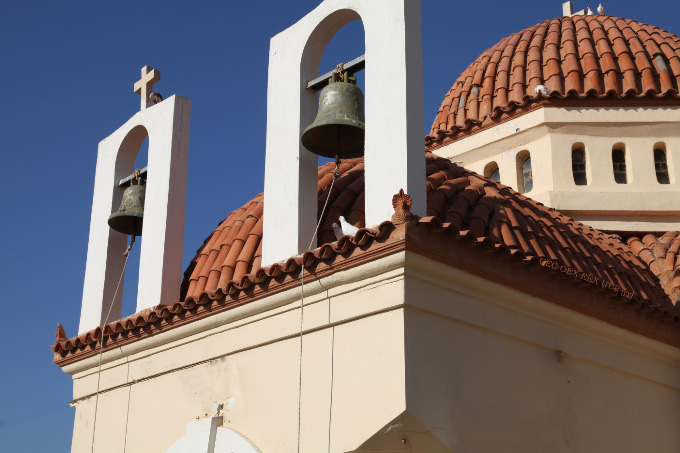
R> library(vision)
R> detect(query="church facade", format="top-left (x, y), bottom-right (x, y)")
top-left (53, 1), bottom-right (680, 452)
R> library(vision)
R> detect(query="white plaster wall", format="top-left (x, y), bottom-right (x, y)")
top-left (435, 106), bottom-right (680, 232)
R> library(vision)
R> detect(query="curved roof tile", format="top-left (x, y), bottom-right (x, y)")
top-left (628, 232), bottom-right (680, 306)
top-left (426, 15), bottom-right (680, 149)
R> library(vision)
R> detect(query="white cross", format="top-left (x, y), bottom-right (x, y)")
top-left (133, 65), bottom-right (161, 110)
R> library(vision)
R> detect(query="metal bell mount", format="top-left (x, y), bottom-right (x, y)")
top-left (108, 173), bottom-right (145, 236)
top-left (302, 71), bottom-right (365, 159)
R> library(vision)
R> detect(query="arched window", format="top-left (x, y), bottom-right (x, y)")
top-left (572, 146), bottom-right (587, 185)
top-left (612, 146), bottom-right (627, 184)
top-left (517, 151), bottom-right (532, 193)
top-left (484, 162), bottom-right (501, 182)
top-left (654, 147), bottom-right (670, 184)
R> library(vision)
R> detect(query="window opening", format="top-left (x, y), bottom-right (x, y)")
top-left (490, 167), bottom-right (501, 183)
top-left (612, 148), bottom-right (627, 184)
top-left (485, 162), bottom-right (500, 183)
top-left (654, 148), bottom-right (670, 184)
top-left (521, 155), bottom-right (533, 192)
top-left (572, 147), bottom-right (587, 185)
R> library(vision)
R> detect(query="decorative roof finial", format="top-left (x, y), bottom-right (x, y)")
top-left (563, 1), bottom-right (597, 17)
top-left (391, 189), bottom-right (415, 225)
top-left (55, 323), bottom-right (66, 342)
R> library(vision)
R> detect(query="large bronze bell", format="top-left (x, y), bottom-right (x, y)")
top-left (108, 180), bottom-right (145, 236)
top-left (302, 72), bottom-right (365, 159)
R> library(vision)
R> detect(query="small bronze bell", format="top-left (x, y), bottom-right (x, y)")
top-left (302, 72), bottom-right (365, 159)
top-left (108, 180), bottom-right (145, 236)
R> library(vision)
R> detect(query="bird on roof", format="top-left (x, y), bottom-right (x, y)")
top-left (149, 92), bottom-right (163, 105)
top-left (534, 84), bottom-right (552, 96)
top-left (332, 216), bottom-right (360, 240)
top-left (586, 6), bottom-right (594, 15)
top-left (597, 3), bottom-right (605, 15)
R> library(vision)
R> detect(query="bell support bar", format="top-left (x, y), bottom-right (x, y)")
top-left (307, 55), bottom-right (365, 92)
top-left (118, 166), bottom-right (148, 187)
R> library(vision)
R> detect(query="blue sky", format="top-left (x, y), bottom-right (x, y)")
top-left (1, 0), bottom-right (678, 450)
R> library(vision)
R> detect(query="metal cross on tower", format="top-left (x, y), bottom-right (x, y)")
top-left (133, 65), bottom-right (161, 110)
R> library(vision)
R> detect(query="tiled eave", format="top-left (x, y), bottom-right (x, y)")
top-left (53, 220), bottom-right (680, 367)
top-left (52, 223), bottom-right (395, 367)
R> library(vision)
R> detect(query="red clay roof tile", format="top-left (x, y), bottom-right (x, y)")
top-left (426, 15), bottom-right (680, 149)
top-left (628, 232), bottom-right (680, 306)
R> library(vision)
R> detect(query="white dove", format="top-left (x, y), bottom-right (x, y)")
top-left (332, 216), bottom-right (360, 239)
top-left (586, 7), bottom-right (594, 15)
top-left (597, 3), bottom-right (605, 15)
top-left (534, 84), bottom-right (552, 96)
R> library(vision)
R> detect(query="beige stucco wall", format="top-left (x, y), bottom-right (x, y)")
top-left (67, 254), bottom-right (410, 453)
top-left (435, 105), bottom-right (680, 232)
top-left (403, 253), bottom-right (680, 452)
top-left (64, 251), bottom-right (680, 452)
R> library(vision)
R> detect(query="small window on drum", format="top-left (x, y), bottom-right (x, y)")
top-left (612, 147), bottom-right (627, 184)
top-left (572, 147), bottom-right (587, 185)
top-left (517, 152), bottom-right (533, 193)
top-left (485, 162), bottom-right (501, 183)
top-left (654, 148), bottom-right (670, 184)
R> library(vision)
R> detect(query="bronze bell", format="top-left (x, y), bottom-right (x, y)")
top-left (302, 72), bottom-right (365, 159)
top-left (108, 180), bottom-right (145, 236)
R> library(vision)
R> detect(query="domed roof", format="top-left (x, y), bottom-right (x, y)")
top-left (426, 15), bottom-right (680, 149)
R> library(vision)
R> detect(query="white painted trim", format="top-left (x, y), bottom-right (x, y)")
top-left (263, 0), bottom-right (425, 266)
top-left (78, 95), bottom-right (191, 334)
top-left (214, 427), bottom-right (261, 453)
top-left (167, 417), bottom-right (221, 453)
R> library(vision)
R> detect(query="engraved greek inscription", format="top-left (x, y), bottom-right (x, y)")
top-left (537, 258), bottom-right (636, 300)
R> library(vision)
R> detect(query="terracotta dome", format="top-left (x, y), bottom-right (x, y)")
top-left (426, 15), bottom-right (680, 149)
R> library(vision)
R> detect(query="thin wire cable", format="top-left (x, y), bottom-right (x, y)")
top-left (327, 303), bottom-right (335, 453)
top-left (90, 235), bottom-right (135, 453)
top-left (297, 160), bottom-right (340, 453)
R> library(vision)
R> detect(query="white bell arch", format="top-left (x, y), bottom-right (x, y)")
top-left (78, 95), bottom-right (191, 334)
top-left (262, 0), bottom-right (425, 266)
